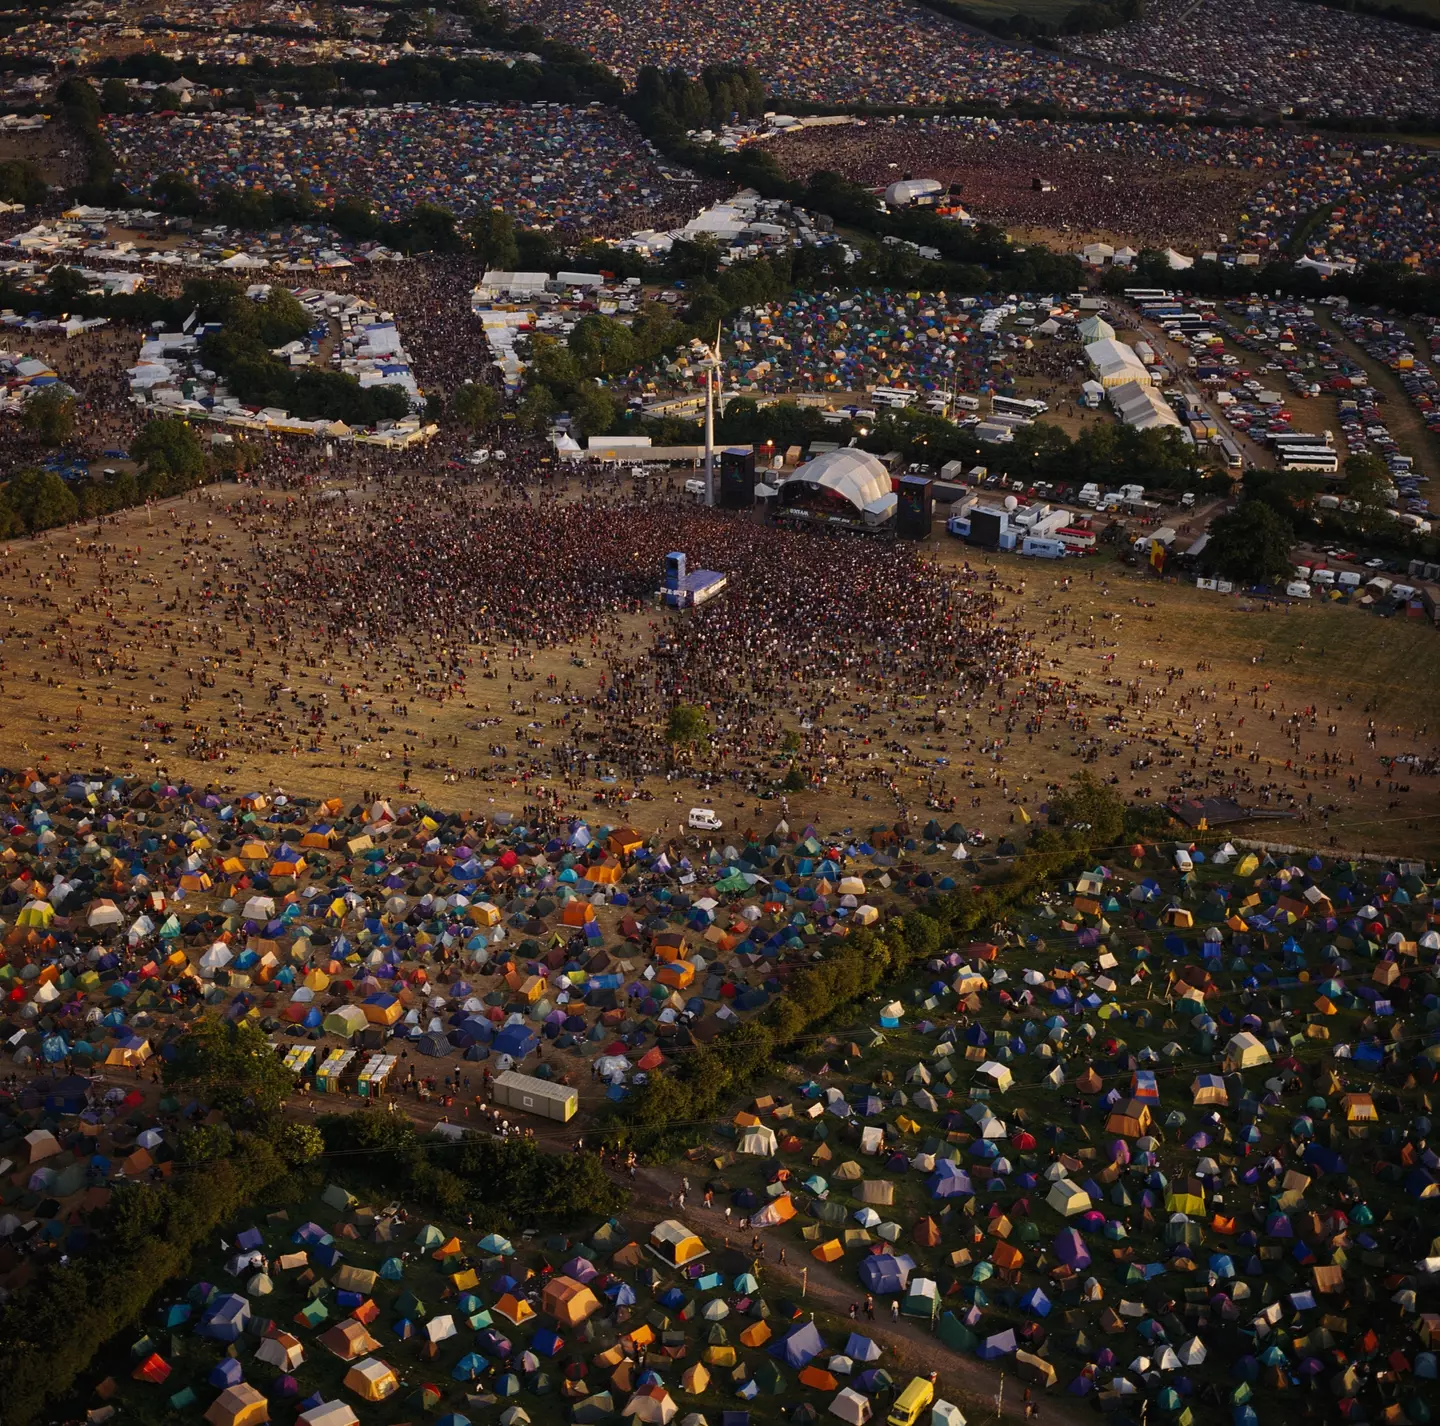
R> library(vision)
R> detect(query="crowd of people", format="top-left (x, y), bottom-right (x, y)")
top-left (102, 103), bottom-right (711, 238)
top-left (0, 458), bottom-right (1429, 855)
top-left (1061, 0), bottom-right (1440, 119)
top-left (505, 0), bottom-right (1210, 112)
top-left (0, 0), bottom-right (494, 73)
top-left (767, 117), bottom-right (1440, 273)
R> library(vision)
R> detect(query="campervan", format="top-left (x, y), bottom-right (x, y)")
top-left (688, 808), bottom-right (723, 832)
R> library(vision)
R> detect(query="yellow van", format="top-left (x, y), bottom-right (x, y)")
top-left (887, 1377), bottom-right (935, 1426)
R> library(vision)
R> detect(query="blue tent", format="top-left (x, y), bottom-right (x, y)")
top-left (209, 1358), bottom-right (244, 1387)
top-left (196, 1293), bottom-right (250, 1342)
top-left (776, 1321), bottom-right (825, 1368)
top-left (858, 1255), bottom-right (910, 1295)
top-left (844, 1333), bottom-right (882, 1363)
top-left (928, 1163), bottom-right (972, 1199)
top-left (978, 1328), bottom-right (1017, 1360)
top-left (495, 1025), bottom-right (538, 1059)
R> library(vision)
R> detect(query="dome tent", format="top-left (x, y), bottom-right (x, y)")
top-left (778, 450), bottom-right (895, 525)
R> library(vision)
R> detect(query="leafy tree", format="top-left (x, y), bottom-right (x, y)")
top-left (1046, 770), bottom-right (1125, 847)
top-left (3, 469), bottom-right (79, 534)
top-left (466, 206), bottom-right (519, 267)
top-left (100, 77), bottom-right (130, 114)
top-left (1206, 498), bottom-right (1296, 586)
top-left (381, 9), bottom-right (418, 40)
top-left (518, 382), bottom-right (557, 434)
top-left (178, 1122), bottom-right (235, 1165)
top-left (395, 202), bottom-right (462, 254)
top-left (329, 196), bottom-right (380, 241)
top-left (667, 702), bottom-right (711, 747)
top-left (529, 338), bottom-right (583, 396)
top-left (163, 1015), bottom-right (294, 1128)
top-left (271, 1121), bottom-right (325, 1166)
top-left (0, 159), bottom-right (47, 206)
top-left (570, 383), bottom-right (619, 439)
top-left (132, 416), bottom-right (206, 488)
top-left (22, 388), bottom-right (76, 447)
top-left (55, 75), bottom-right (101, 125)
top-left (781, 763), bottom-right (807, 793)
top-left (47, 264), bottom-right (88, 307)
top-left (569, 313), bottom-right (638, 377)
top-left (1342, 451), bottom-right (1392, 517)
top-left (452, 381), bottom-right (499, 430)
top-left (516, 225), bottom-right (559, 271)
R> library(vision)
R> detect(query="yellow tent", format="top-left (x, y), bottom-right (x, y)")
top-left (542, 1275), bottom-right (601, 1326)
top-left (343, 1357), bottom-right (398, 1402)
top-left (812, 1239), bottom-right (843, 1263)
top-left (205, 1383), bottom-right (270, 1426)
top-left (649, 1219), bottom-right (706, 1266)
top-left (1165, 1191), bottom-right (1205, 1215)
top-left (493, 1293), bottom-right (535, 1326)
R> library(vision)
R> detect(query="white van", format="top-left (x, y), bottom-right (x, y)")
top-left (688, 808), bottom-right (723, 832)
top-left (1286, 581), bottom-right (1313, 599)
top-left (684, 479), bottom-right (707, 498)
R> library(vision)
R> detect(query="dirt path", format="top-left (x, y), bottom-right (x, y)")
top-left (622, 1159), bottom-right (1082, 1426)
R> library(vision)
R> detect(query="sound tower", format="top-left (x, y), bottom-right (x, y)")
top-left (896, 475), bottom-right (934, 539)
top-left (719, 447), bottom-right (756, 510)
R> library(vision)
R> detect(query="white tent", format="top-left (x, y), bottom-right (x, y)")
top-left (1077, 314), bottom-right (1115, 343)
top-left (298, 1404), bottom-right (359, 1426)
top-left (1086, 338), bottom-right (1150, 389)
top-left (1224, 1032), bottom-right (1271, 1070)
top-left (830, 1389), bottom-right (872, 1425)
top-left (1046, 1178), bottom-right (1092, 1217)
top-left (738, 1125), bottom-right (778, 1157)
top-left (975, 1061), bottom-right (1013, 1093)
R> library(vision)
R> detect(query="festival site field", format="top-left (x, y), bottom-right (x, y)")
top-left (2, 475), bottom-right (1438, 856)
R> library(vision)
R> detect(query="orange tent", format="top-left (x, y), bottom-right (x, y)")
top-left (133, 1354), bottom-right (171, 1384)
top-left (992, 1242), bottom-right (1024, 1272)
top-left (657, 961), bottom-right (695, 990)
top-left (561, 902), bottom-right (595, 927)
top-left (799, 1368), bottom-right (838, 1391)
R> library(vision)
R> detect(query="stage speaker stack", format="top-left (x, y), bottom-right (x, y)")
top-left (896, 475), bottom-right (934, 538)
top-left (719, 447), bottom-right (756, 509)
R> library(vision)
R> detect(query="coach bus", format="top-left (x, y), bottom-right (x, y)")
top-left (990, 395), bottom-right (1049, 420)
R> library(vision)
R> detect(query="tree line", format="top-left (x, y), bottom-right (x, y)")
top-left (1104, 247), bottom-right (1440, 323)
top-left (915, 0), bottom-right (1147, 45)
top-left (0, 1015), bottom-right (625, 1424)
top-left (604, 783), bottom-right (1152, 1157)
